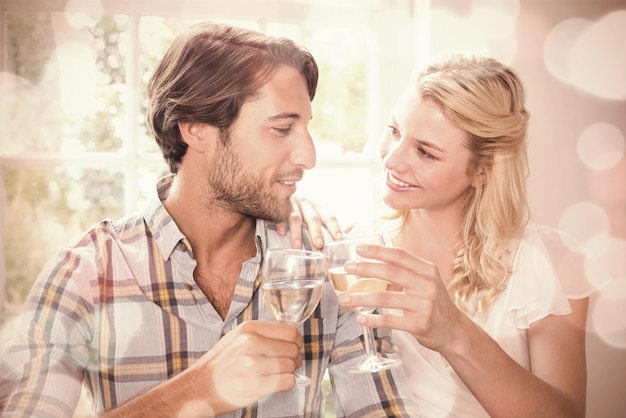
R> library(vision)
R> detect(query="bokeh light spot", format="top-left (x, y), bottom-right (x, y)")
top-left (587, 236), bottom-right (626, 349)
top-left (578, 122), bottom-right (625, 171)
top-left (585, 236), bottom-right (626, 288)
top-left (586, 156), bottom-right (626, 206)
top-left (544, 18), bottom-right (591, 85)
top-left (569, 10), bottom-right (626, 100)
top-left (544, 11), bottom-right (626, 100)
top-left (558, 202), bottom-right (610, 248)
top-left (430, 1), bottom-right (520, 63)
top-left (592, 276), bottom-right (626, 349)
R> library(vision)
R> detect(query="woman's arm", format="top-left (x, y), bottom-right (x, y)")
top-left (340, 244), bottom-right (589, 418)
top-left (441, 298), bottom-right (588, 418)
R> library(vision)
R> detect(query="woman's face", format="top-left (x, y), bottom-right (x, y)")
top-left (379, 88), bottom-right (476, 215)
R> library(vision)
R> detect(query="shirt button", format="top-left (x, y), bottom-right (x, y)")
top-left (180, 242), bottom-right (188, 252)
top-left (185, 283), bottom-right (193, 291)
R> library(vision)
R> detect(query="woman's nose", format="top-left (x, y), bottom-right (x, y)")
top-left (381, 135), bottom-right (407, 172)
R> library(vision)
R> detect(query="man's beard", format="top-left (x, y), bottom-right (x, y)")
top-left (205, 131), bottom-right (297, 223)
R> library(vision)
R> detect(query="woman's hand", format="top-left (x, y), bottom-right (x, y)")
top-left (339, 243), bottom-right (589, 417)
top-left (276, 196), bottom-right (344, 250)
top-left (338, 243), bottom-right (465, 352)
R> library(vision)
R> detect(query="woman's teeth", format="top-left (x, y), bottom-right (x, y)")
top-left (389, 174), bottom-right (412, 188)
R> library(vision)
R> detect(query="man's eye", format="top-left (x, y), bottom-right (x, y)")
top-left (272, 127), bottom-right (292, 135)
top-left (387, 125), bottom-right (399, 136)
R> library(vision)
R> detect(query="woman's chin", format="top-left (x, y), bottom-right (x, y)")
top-left (382, 195), bottom-right (410, 211)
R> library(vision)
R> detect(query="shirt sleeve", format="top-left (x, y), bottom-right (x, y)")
top-left (0, 246), bottom-right (96, 417)
top-left (326, 308), bottom-right (421, 417)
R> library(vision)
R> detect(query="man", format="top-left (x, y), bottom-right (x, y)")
top-left (0, 22), bottom-right (419, 417)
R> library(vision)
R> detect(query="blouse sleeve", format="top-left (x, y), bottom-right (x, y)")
top-left (534, 224), bottom-right (612, 299)
top-left (503, 224), bottom-right (612, 329)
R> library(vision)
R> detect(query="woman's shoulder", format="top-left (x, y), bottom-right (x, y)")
top-left (515, 224), bottom-right (610, 299)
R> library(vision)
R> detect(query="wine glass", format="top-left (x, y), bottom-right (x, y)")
top-left (261, 248), bottom-right (326, 387)
top-left (324, 235), bottom-right (401, 373)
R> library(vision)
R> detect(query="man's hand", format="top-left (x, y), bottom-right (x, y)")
top-left (101, 321), bottom-right (303, 418)
top-left (192, 321), bottom-right (303, 412)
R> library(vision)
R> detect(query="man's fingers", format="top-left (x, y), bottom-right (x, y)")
top-left (240, 321), bottom-right (303, 347)
top-left (254, 355), bottom-right (299, 376)
top-left (259, 372), bottom-right (297, 395)
top-left (255, 338), bottom-right (303, 367)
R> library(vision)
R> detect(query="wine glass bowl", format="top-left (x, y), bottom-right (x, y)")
top-left (326, 266), bottom-right (389, 314)
top-left (324, 235), bottom-right (401, 373)
top-left (261, 248), bottom-right (326, 387)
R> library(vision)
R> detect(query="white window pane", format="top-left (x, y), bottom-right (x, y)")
top-left (2, 12), bottom-right (130, 154)
top-left (267, 22), bottom-right (373, 156)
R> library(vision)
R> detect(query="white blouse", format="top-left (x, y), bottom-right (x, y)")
top-left (353, 222), bottom-right (605, 417)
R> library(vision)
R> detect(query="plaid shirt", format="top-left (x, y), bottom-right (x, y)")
top-left (0, 175), bottom-right (419, 418)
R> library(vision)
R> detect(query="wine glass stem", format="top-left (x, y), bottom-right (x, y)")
top-left (287, 323), bottom-right (311, 387)
top-left (362, 324), bottom-right (378, 360)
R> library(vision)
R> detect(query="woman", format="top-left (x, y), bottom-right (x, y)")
top-left (291, 52), bottom-right (595, 417)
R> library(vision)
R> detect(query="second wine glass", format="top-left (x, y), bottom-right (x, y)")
top-left (261, 248), bottom-right (326, 387)
top-left (324, 235), bottom-right (401, 373)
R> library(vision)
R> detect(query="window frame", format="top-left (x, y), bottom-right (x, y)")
top-left (0, 0), bottom-right (428, 321)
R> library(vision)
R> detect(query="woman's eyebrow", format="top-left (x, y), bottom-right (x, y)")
top-left (414, 138), bottom-right (446, 153)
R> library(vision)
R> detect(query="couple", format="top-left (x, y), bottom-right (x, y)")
top-left (0, 22), bottom-right (590, 417)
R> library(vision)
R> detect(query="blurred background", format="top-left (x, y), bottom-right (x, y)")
top-left (1, 0), bottom-right (624, 416)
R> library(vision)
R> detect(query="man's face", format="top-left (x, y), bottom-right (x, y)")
top-left (207, 65), bottom-right (315, 223)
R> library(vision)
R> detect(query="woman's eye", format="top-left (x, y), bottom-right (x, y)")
top-left (418, 147), bottom-right (436, 160)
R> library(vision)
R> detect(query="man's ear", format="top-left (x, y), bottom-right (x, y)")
top-left (178, 121), bottom-right (217, 152)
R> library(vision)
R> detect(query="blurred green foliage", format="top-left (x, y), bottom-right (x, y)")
top-left (2, 13), bottom-right (129, 304)
top-left (1, 13), bottom-right (368, 308)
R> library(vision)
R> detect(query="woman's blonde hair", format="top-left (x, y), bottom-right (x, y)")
top-left (394, 52), bottom-right (531, 313)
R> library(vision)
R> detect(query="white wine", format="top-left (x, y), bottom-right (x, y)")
top-left (262, 279), bottom-right (323, 325)
top-left (323, 235), bottom-right (403, 373)
top-left (327, 266), bottom-right (389, 294)
top-left (327, 266), bottom-right (389, 313)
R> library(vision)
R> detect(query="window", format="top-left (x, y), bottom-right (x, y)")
top-left (1, 0), bottom-right (423, 318)
top-left (1, 2), bottom-right (424, 415)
